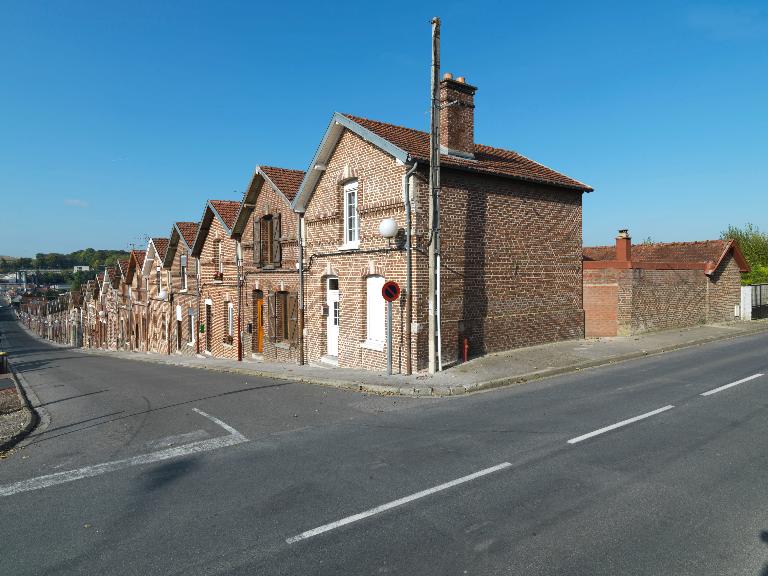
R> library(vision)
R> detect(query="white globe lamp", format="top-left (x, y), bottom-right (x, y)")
top-left (379, 218), bottom-right (399, 239)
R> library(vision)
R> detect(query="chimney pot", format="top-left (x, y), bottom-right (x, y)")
top-left (443, 72), bottom-right (453, 80)
top-left (456, 76), bottom-right (466, 83)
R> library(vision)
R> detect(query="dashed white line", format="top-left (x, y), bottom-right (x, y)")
top-left (567, 405), bottom-right (675, 445)
top-left (700, 373), bottom-right (764, 397)
top-left (286, 462), bottom-right (513, 544)
top-left (0, 408), bottom-right (247, 498)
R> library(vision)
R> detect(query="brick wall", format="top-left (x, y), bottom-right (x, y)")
top-left (707, 252), bottom-right (742, 323)
top-left (239, 178), bottom-right (301, 363)
top-left (583, 251), bottom-right (743, 336)
top-left (167, 246), bottom-right (199, 357)
top-left (198, 216), bottom-right (239, 360)
top-left (438, 170), bottom-right (585, 362)
top-left (584, 268), bottom-right (619, 337)
top-left (303, 129), bottom-right (415, 371)
top-left (628, 268), bottom-right (706, 334)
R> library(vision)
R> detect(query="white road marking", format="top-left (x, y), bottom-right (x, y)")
top-left (700, 373), bottom-right (764, 397)
top-left (145, 429), bottom-right (209, 450)
top-left (286, 462), bottom-right (513, 544)
top-left (0, 409), bottom-right (247, 498)
top-left (192, 408), bottom-right (246, 440)
top-left (567, 405), bottom-right (675, 445)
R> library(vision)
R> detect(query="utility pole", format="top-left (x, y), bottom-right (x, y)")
top-left (428, 16), bottom-right (441, 375)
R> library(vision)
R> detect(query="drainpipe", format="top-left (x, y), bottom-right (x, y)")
top-left (403, 161), bottom-right (419, 375)
top-left (195, 254), bottom-right (201, 355)
top-left (297, 211), bottom-right (305, 365)
top-left (236, 240), bottom-right (243, 361)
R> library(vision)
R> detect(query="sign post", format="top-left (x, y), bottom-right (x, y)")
top-left (381, 281), bottom-right (401, 375)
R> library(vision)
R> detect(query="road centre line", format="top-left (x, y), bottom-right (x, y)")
top-left (0, 409), bottom-right (246, 498)
top-left (700, 373), bottom-right (764, 397)
top-left (286, 462), bottom-right (513, 544)
top-left (567, 405), bottom-right (675, 445)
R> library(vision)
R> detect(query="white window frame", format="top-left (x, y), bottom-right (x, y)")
top-left (362, 275), bottom-right (385, 351)
top-left (227, 302), bottom-right (234, 338)
top-left (341, 181), bottom-right (359, 249)
top-left (180, 256), bottom-right (188, 291)
top-left (217, 241), bottom-right (224, 274)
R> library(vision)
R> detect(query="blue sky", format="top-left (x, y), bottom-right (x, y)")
top-left (1, 0), bottom-right (766, 256)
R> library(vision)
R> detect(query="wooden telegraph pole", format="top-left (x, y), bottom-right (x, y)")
top-left (428, 17), bottom-right (441, 375)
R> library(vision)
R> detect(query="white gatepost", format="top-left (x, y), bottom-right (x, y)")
top-left (740, 286), bottom-right (752, 321)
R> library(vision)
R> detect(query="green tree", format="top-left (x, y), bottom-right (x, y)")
top-left (721, 223), bottom-right (768, 285)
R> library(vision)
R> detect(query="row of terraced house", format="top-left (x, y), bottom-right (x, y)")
top-left (17, 73), bottom-right (751, 373)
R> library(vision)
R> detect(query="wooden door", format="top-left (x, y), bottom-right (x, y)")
top-left (253, 291), bottom-right (264, 353)
top-left (205, 304), bottom-right (213, 352)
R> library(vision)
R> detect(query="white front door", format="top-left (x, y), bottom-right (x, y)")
top-left (326, 278), bottom-right (339, 357)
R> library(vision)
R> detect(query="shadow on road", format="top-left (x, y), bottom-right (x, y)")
top-left (143, 456), bottom-right (201, 492)
top-left (759, 531), bottom-right (768, 576)
top-left (26, 380), bottom-right (294, 445)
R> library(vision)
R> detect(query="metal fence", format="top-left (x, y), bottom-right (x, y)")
top-left (752, 284), bottom-right (768, 320)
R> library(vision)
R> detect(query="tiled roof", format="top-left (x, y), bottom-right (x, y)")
top-left (261, 166), bottom-right (305, 201)
top-left (176, 222), bottom-right (198, 248)
top-left (210, 200), bottom-right (240, 230)
top-left (105, 267), bottom-right (118, 284)
top-left (344, 114), bottom-right (592, 192)
top-left (132, 250), bottom-right (146, 269)
top-left (583, 240), bottom-right (729, 263)
top-left (117, 259), bottom-right (130, 278)
top-left (152, 237), bottom-right (170, 261)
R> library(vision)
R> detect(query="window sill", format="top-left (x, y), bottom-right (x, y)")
top-left (338, 241), bottom-right (360, 251)
top-left (360, 339), bottom-right (385, 352)
top-left (179, 289), bottom-right (188, 294)
top-left (275, 341), bottom-right (291, 350)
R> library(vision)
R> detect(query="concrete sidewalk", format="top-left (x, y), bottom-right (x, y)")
top-left (65, 319), bottom-right (768, 397)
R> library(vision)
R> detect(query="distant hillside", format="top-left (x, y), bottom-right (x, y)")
top-left (0, 249), bottom-right (130, 277)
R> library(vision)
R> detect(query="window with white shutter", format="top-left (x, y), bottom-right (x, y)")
top-left (365, 275), bottom-right (385, 348)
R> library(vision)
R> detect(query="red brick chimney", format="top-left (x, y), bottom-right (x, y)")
top-left (616, 229), bottom-right (632, 262)
top-left (439, 72), bottom-right (477, 159)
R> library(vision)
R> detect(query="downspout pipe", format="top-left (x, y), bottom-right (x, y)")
top-left (403, 161), bottom-right (419, 375)
top-left (297, 211), bottom-right (305, 366)
top-left (195, 255), bottom-right (201, 355)
top-left (236, 240), bottom-right (243, 362)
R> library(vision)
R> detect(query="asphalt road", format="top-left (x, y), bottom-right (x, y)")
top-left (1, 304), bottom-right (768, 575)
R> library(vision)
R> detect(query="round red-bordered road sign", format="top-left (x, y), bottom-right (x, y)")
top-left (382, 281), bottom-right (401, 302)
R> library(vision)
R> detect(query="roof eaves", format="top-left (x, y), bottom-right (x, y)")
top-left (232, 167), bottom-right (263, 238)
top-left (163, 227), bottom-right (181, 269)
top-left (209, 201), bottom-right (234, 235)
top-left (190, 201), bottom-right (214, 257)
top-left (292, 112), bottom-right (411, 213)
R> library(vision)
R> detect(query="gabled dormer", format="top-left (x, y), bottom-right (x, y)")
top-left (164, 221), bottom-right (199, 294)
top-left (191, 200), bottom-right (240, 283)
top-left (231, 165), bottom-right (304, 270)
top-left (142, 237), bottom-right (170, 300)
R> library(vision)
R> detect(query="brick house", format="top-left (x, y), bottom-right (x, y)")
top-left (292, 74), bottom-right (592, 372)
top-left (142, 237), bottom-right (171, 354)
top-left (99, 266), bottom-right (121, 350)
top-left (191, 200), bottom-right (241, 359)
top-left (162, 221), bottom-right (200, 356)
top-left (115, 258), bottom-right (132, 350)
top-left (583, 230), bottom-right (750, 337)
top-left (125, 249), bottom-right (147, 351)
top-left (230, 166), bottom-right (305, 362)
